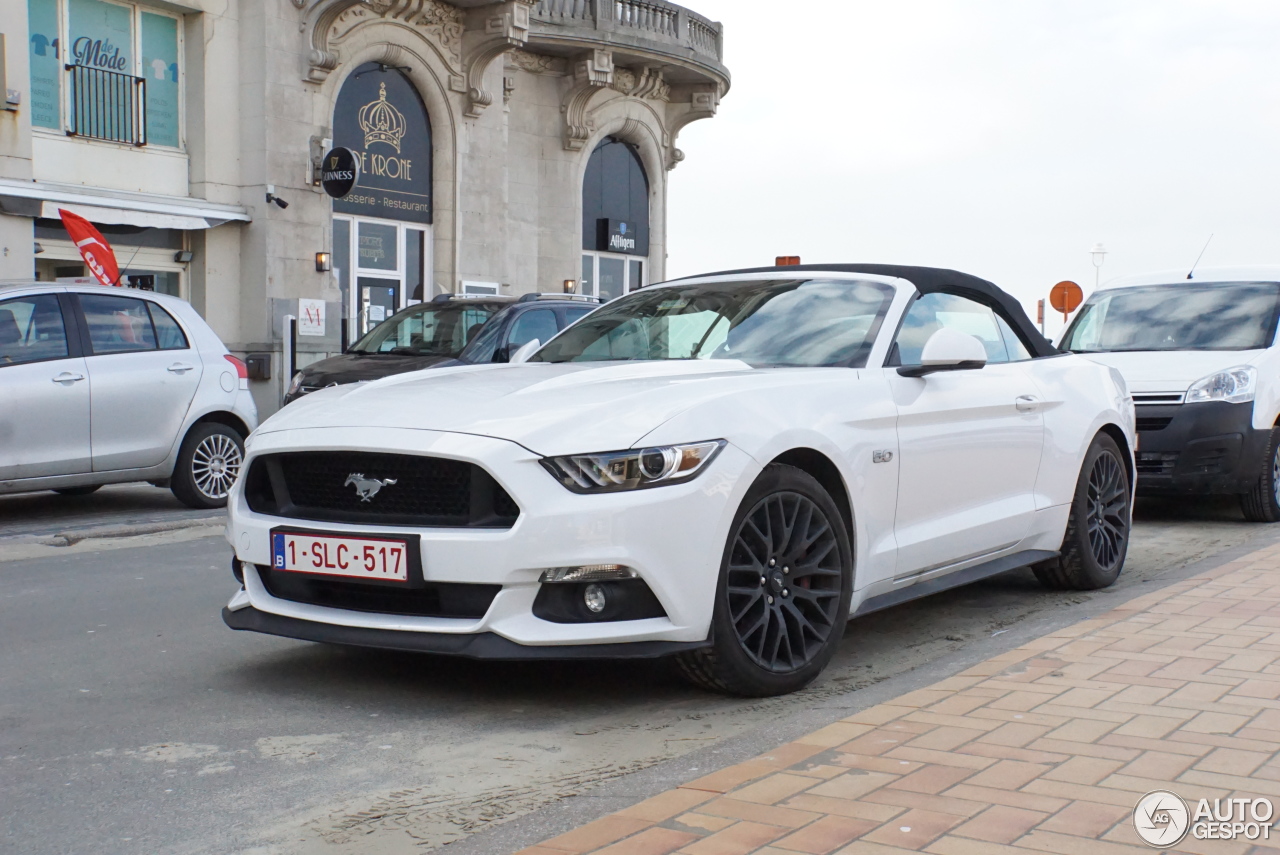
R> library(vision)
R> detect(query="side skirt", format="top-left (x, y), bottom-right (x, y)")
top-left (853, 549), bottom-right (1059, 618)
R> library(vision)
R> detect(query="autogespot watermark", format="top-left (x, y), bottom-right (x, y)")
top-left (1133, 790), bottom-right (1275, 848)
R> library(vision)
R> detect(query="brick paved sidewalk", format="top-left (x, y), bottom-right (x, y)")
top-left (518, 542), bottom-right (1280, 855)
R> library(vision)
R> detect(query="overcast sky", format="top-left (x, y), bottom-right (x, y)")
top-left (666, 0), bottom-right (1280, 335)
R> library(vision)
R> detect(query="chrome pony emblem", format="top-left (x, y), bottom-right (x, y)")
top-left (345, 473), bottom-right (398, 502)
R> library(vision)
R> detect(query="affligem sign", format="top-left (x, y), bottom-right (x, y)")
top-left (58, 209), bottom-right (121, 287)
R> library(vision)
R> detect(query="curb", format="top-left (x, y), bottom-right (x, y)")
top-left (0, 516), bottom-right (224, 548)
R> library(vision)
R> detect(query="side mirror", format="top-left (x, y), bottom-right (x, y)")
top-left (897, 328), bottom-right (988, 378)
top-left (510, 339), bottom-right (540, 364)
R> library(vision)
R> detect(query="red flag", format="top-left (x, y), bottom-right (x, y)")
top-left (58, 208), bottom-right (121, 287)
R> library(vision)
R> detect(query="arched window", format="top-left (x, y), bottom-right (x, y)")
top-left (581, 137), bottom-right (649, 299)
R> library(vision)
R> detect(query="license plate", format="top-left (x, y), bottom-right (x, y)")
top-left (271, 532), bottom-right (410, 582)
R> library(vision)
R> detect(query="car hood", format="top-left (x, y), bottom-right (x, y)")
top-left (298, 352), bottom-right (457, 387)
top-left (261, 359), bottom-right (761, 455)
top-left (1077, 350), bottom-right (1266, 392)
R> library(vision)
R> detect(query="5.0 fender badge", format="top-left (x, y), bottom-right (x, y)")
top-left (872, 450), bottom-right (894, 464)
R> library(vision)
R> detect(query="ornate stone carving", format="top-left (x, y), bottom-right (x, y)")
top-left (509, 50), bottom-right (568, 76)
top-left (561, 49), bottom-right (614, 150)
top-left (462, 0), bottom-right (536, 118)
top-left (301, 0), bottom-right (464, 84)
top-left (667, 147), bottom-right (685, 170)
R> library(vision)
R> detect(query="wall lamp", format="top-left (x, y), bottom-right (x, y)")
top-left (174, 250), bottom-right (194, 263)
top-left (265, 185), bottom-right (289, 209)
top-left (563, 279), bottom-right (577, 293)
top-left (315, 252), bottom-right (332, 272)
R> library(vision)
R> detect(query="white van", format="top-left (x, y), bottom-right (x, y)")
top-left (1060, 268), bottom-right (1280, 522)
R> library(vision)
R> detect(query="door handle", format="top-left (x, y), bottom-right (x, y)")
top-left (52, 372), bottom-right (85, 384)
top-left (167, 363), bottom-right (195, 374)
top-left (1015, 395), bottom-right (1039, 413)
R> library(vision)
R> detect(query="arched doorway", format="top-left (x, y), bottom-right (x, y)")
top-left (581, 137), bottom-right (649, 300)
top-left (330, 62), bottom-right (433, 337)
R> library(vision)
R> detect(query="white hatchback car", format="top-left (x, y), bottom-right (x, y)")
top-left (0, 283), bottom-right (258, 508)
top-left (223, 265), bottom-right (1134, 696)
top-left (1061, 268), bottom-right (1280, 522)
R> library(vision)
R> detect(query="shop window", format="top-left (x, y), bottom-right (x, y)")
top-left (580, 137), bottom-right (649, 299)
top-left (28, 0), bottom-right (182, 147)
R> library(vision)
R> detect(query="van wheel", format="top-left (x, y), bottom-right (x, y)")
top-left (1240, 429), bottom-right (1280, 523)
top-left (675, 464), bottom-right (852, 697)
top-left (171, 423), bottom-right (244, 509)
top-left (54, 485), bottom-right (102, 497)
top-left (1034, 433), bottom-right (1130, 590)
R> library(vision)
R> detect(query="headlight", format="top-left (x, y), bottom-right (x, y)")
top-left (542, 440), bottom-right (726, 494)
top-left (1185, 366), bottom-right (1256, 404)
top-left (286, 372), bottom-right (305, 396)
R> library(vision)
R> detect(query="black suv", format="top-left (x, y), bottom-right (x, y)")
top-left (285, 293), bottom-right (599, 404)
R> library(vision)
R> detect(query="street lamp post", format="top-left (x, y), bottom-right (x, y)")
top-left (1091, 243), bottom-right (1108, 291)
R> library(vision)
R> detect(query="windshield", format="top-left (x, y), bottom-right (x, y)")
top-left (531, 279), bottom-right (896, 367)
top-left (350, 303), bottom-right (499, 356)
top-left (1062, 282), bottom-right (1280, 353)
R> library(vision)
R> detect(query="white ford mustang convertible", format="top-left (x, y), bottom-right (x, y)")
top-left (224, 265), bottom-right (1136, 696)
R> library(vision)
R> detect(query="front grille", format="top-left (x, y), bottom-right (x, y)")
top-left (1136, 417), bottom-right (1173, 432)
top-left (245, 452), bottom-right (520, 528)
top-left (1137, 452), bottom-right (1179, 476)
top-left (257, 565), bottom-right (500, 618)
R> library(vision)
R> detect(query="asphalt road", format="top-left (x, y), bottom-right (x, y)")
top-left (0, 496), bottom-right (1272, 855)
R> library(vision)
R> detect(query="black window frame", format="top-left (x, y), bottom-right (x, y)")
top-left (0, 292), bottom-right (83, 368)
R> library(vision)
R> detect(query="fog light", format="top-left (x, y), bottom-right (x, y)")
top-left (584, 584), bottom-right (607, 614)
top-left (232, 559), bottom-right (245, 585)
top-left (539, 564), bottom-right (637, 583)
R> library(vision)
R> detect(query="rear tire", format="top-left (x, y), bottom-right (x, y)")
top-left (171, 423), bottom-right (244, 510)
top-left (1240, 429), bottom-right (1280, 523)
top-left (1034, 432), bottom-right (1131, 591)
top-left (53, 485), bottom-right (102, 497)
top-left (675, 464), bottom-right (853, 697)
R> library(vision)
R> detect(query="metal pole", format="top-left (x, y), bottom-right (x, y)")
top-left (282, 314), bottom-right (297, 406)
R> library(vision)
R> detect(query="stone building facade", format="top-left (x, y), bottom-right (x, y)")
top-left (0, 0), bottom-right (729, 414)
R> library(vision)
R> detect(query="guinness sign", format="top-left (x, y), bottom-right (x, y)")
top-left (321, 147), bottom-right (361, 199)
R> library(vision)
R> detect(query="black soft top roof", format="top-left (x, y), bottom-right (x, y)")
top-left (668, 263), bottom-right (1058, 358)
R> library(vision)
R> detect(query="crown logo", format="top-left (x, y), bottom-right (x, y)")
top-left (358, 82), bottom-right (407, 153)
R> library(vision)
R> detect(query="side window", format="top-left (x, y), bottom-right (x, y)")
top-left (565, 307), bottom-right (594, 325)
top-left (508, 309), bottom-right (559, 350)
top-left (148, 303), bottom-right (189, 350)
top-left (462, 313), bottom-right (507, 363)
top-left (0, 294), bottom-right (70, 366)
top-left (79, 294), bottom-right (158, 354)
top-left (894, 292), bottom-right (1011, 366)
top-left (996, 315), bottom-right (1033, 361)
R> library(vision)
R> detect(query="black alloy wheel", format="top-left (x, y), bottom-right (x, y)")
top-left (728, 492), bottom-right (844, 672)
top-left (1085, 447), bottom-right (1129, 571)
top-left (676, 464), bottom-right (852, 696)
top-left (1034, 432), bottom-right (1131, 591)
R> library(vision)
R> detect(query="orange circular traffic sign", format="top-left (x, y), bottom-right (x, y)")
top-left (1050, 280), bottom-right (1084, 314)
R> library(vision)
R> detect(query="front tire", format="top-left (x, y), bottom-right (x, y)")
top-left (1240, 428), bottom-right (1280, 523)
top-left (676, 464), bottom-right (853, 697)
top-left (170, 423), bottom-right (244, 510)
top-left (1034, 432), bottom-right (1131, 590)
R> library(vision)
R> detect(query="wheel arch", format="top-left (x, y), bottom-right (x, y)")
top-left (767, 448), bottom-right (856, 550)
top-left (1096, 423), bottom-right (1134, 488)
top-left (189, 410), bottom-right (252, 441)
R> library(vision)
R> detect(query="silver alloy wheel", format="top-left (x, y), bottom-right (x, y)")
top-left (191, 433), bottom-right (243, 500)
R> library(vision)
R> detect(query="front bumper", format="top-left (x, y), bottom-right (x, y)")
top-left (223, 426), bottom-right (755, 651)
top-left (1135, 401), bottom-right (1268, 496)
top-left (222, 605), bottom-right (708, 659)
